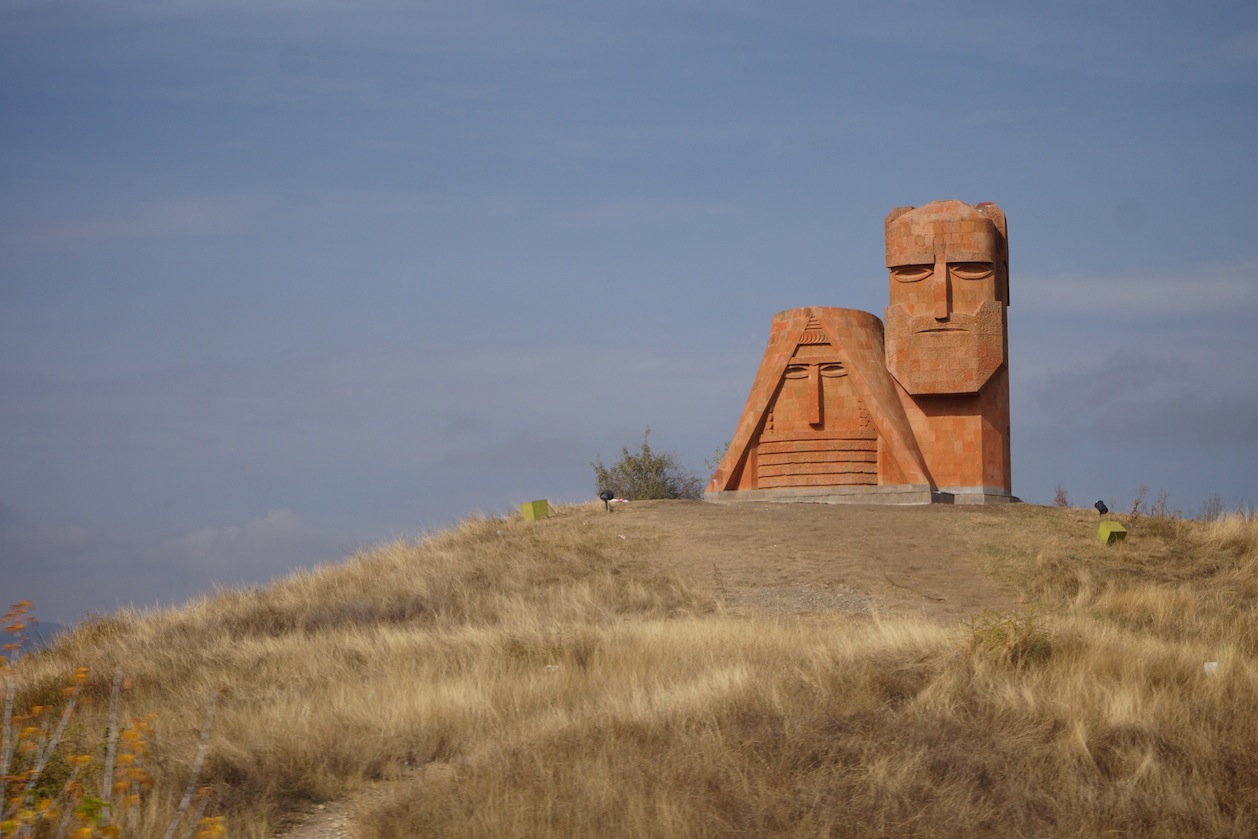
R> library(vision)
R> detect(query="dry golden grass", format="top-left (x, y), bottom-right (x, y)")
top-left (6, 505), bottom-right (1258, 838)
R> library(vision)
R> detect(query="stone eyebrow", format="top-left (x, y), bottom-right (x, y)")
top-left (888, 252), bottom-right (997, 266)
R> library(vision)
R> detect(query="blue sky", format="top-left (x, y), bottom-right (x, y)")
top-left (3, 0), bottom-right (1256, 626)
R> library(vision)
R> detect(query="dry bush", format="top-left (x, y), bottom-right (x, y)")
top-left (9, 504), bottom-right (1258, 838)
top-left (963, 609), bottom-right (1052, 668)
top-left (591, 428), bottom-right (704, 501)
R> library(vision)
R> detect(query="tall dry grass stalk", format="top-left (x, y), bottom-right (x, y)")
top-left (7, 504), bottom-right (1258, 837)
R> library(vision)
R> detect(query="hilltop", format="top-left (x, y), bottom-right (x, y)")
top-left (4, 501), bottom-right (1256, 838)
top-left (581, 499), bottom-right (1030, 621)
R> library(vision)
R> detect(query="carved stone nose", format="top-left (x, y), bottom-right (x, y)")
top-left (932, 255), bottom-right (950, 320)
top-left (808, 365), bottom-right (822, 426)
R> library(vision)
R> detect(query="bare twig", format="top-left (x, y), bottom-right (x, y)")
top-left (52, 759), bottom-right (87, 838)
top-left (1, 602), bottom-right (31, 790)
top-left (177, 790), bottom-right (213, 839)
top-left (99, 668), bottom-right (124, 828)
top-left (0, 672), bottom-right (14, 789)
top-left (163, 687), bottom-right (219, 839)
top-left (95, 669), bottom-right (123, 825)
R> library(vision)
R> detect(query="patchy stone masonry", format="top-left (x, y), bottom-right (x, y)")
top-left (707, 200), bottom-right (1015, 506)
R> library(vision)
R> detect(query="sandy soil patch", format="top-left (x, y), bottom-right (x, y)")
top-left (583, 499), bottom-right (1027, 623)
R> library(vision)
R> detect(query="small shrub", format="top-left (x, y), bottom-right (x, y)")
top-left (1130, 484), bottom-right (1149, 519)
top-left (963, 609), bottom-right (1052, 668)
top-left (591, 428), bottom-right (703, 501)
top-left (1150, 489), bottom-right (1171, 519)
top-left (1054, 485), bottom-right (1070, 507)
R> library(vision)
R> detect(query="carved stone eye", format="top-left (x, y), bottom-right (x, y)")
top-left (891, 265), bottom-right (932, 283)
top-left (819, 363), bottom-right (847, 378)
top-left (784, 364), bottom-right (811, 380)
top-left (950, 262), bottom-right (994, 280)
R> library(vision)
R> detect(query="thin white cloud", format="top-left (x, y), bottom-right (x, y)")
top-left (364, 139), bottom-right (432, 155)
top-left (158, 509), bottom-right (337, 576)
top-left (162, 509), bottom-right (306, 556)
top-left (541, 68), bottom-right (586, 82)
top-left (446, 85), bottom-right (495, 101)
top-left (0, 518), bottom-right (93, 561)
top-left (1017, 259), bottom-right (1258, 320)
top-left (966, 109), bottom-right (1024, 124)
top-left (148, 70), bottom-right (384, 107)
top-left (1023, 346), bottom-right (1258, 443)
top-left (11, 196), bottom-right (269, 245)
top-left (1221, 28), bottom-right (1258, 63)
top-left (5, 0), bottom-right (614, 60)
top-left (567, 197), bottom-right (749, 227)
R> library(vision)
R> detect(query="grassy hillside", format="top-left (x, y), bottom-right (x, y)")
top-left (4, 503), bottom-right (1257, 838)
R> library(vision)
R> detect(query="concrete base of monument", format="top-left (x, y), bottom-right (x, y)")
top-left (705, 485), bottom-right (938, 506)
top-left (939, 487), bottom-right (1021, 505)
top-left (704, 486), bottom-right (1022, 506)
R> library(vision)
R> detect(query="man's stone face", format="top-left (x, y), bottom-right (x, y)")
top-left (884, 201), bottom-right (1007, 395)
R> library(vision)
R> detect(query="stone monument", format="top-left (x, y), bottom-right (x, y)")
top-left (706, 199), bottom-right (1014, 505)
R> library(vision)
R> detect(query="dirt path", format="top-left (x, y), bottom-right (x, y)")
top-left (589, 499), bottom-right (1023, 623)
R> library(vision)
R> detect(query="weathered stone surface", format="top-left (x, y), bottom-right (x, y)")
top-left (707, 200), bottom-right (1013, 505)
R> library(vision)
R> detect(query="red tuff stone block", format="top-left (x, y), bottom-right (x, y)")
top-left (707, 200), bottom-right (1013, 505)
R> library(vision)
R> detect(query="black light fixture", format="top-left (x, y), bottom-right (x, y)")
top-left (599, 489), bottom-right (615, 512)
top-left (1095, 500), bottom-right (1108, 516)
